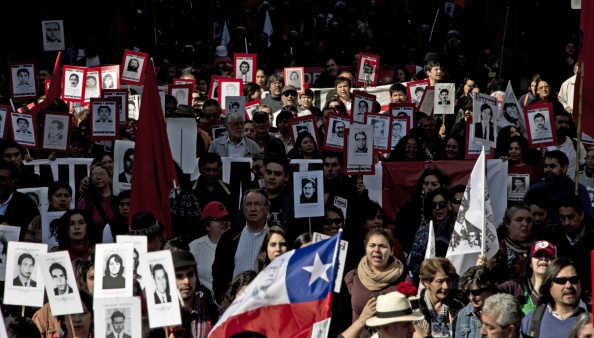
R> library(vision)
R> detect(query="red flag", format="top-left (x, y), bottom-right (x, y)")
top-left (576, 1), bottom-right (594, 139)
top-left (129, 59), bottom-right (178, 237)
top-left (28, 52), bottom-right (62, 117)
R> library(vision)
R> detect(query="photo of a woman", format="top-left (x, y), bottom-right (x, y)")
top-left (103, 253), bottom-right (126, 289)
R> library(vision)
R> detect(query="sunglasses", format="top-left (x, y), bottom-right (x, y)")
top-left (283, 92), bottom-right (297, 97)
top-left (552, 276), bottom-right (580, 285)
top-left (432, 201), bottom-right (448, 209)
top-left (466, 289), bottom-right (484, 296)
top-left (322, 218), bottom-right (343, 226)
top-left (451, 198), bottom-right (462, 205)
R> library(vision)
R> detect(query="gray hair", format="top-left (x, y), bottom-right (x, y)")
top-left (241, 189), bottom-right (271, 208)
top-left (502, 203), bottom-right (531, 226)
top-left (482, 294), bottom-right (523, 328)
top-left (568, 313), bottom-right (592, 338)
top-left (225, 111), bottom-right (245, 125)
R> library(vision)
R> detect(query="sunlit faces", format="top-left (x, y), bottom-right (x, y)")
top-left (549, 265), bottom-right (581, 308)
top-left (266, 233), bottom-right (287, 261)
top-left (336, 81), bottom-right (350, 101)
top-left (322, 210), bottom-right (343, 236)
top-left (431, 193), bottom-right (450, 222)
top-left (365, 234), bottom-right (391, 272)
top-left (242, 191), bottom-right (270, 225)
top-left (505, 208), bottom-right (533, 243)
top-left (531, 250), bottom-right (554, 276)
top-left (423, 270), bottom-right (451, 302)
top-left (466, 283), bottom-right (492, 309)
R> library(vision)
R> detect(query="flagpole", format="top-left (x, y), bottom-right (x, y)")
top-left (497, 7), bottom-right (510, 80)
top-left (575, 61), bottom-right (584, 195)
top-left (481, 146), bottom-right (486, 256)
top-left (429, 9), bottom-right (440, 42)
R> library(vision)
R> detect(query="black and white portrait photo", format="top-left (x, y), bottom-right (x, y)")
top-left (293, 171), bottom-right (324, 218)
top-left (527, 109), bottom-right (554, 145)
top-left (226, 96), bottom-right (246, 115)
top-left (508, 174), bottom-right (530, 201)
top-left (49, 262), bottom-right (73, 296)
top-left (234, 54), bottom-right (256, 84)
top-left (497, 82), bottom-right (528, 137)
top-left (284, 67), bottom-right (305, 93)
top-left (13, 253), bottom-right (37, 287)
top-left (471, 93), bottom-right (498, 147)
top-left (11, 113), bottom-right (36, 147)
top-left (367, 114), bottom-right (390, 151)
top-left (91, 99), bottom-right (119, 140)
top-left (323, 115), bottom-right (350, 151)
top-left (347, 124), bottom-right (374, 167)
top-left (42, 20), bottom-right (65, 51)
top-left (42, 114), bottom-right (70, 152)
top-left (390, 117), bottom-right (409, 151)
top-left (151, 263), bottom-right (172, 304)
top-left (352, 93), bottom-right (375, 124)
top-left (84, 71), bottom-right (101, 102)
top-left (10, 63), bottom-right (37, 99)
top-left (103, 89), bottom-right (128, 126)
top-left (3, 242), bottom-right (48, 308)
top-left (406, 80), bottom-right (430, 106)
top-left (113, 140), bottom-right (135, 195)
top-left (434, 83), bottom-right (455, 115)
top-left (218, 79), bottom-right (242, 113)
top-left (94, 298), bottom-right (142, 338)
top-left (142, 250), bottom-right (181, 327)
top-left (356, 53), bottom-right (379, 86)
top-left (0, 105), bottom-right (8, 140)
top-left (63, 67), bottom-right (86, 101)
top-left (0, 225), bottom-right (20, 282)
top-left (121, 50), bottom-right (148, 85)
top-left (289, 116), bottom-right (319, 148)
top-left (389, 104), bottom-right (415, 130)
top-left (354, 131), bottom-right (368, 153)
top-left (101, 65), bottom-right (120, 90)
top-left (119, 148), bottom-right (134, 184)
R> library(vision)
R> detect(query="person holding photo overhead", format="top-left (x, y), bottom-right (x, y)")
top-left (152, 263), bottom-right (172, 304)
top-left (474, 103), bottom-right (495, 141)
top-left (103, 253), bottom-right (126, 289)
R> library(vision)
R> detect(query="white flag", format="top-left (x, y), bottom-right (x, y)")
top-left (424, 220), bottom-right (435, 260)
top-left (264, 10), bottom-right (273, 47)
top-left (497, 81), bottom-right (528, 138)
top-left (446, 149), bottom-right (499, 276)
top-left (220, 21), bottom-right (230, 48)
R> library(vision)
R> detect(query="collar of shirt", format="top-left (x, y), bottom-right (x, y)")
top-left (565, 224), bottom-right (586, 246)
top-left (547, 300), bottom-right (588, 320)
top-left (226, 136), bottom-right (246, 147)
top-left (0, 192), bottom-right (13, 208)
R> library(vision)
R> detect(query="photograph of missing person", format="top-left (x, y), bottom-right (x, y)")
top-left (284, 67), bottom-right (305, 93)
top-left (0, 105), bottom-right (8, 140)
top-left (406, 79), bottom-right (430, 106)
top-left (226, 96), bottom-right (246, 115)
top-left (353, 131), bottom-right (368, 153)
top-left (10, 63), bottom-right (37, 99)
top-left (389, 117), bottom-right (409, 151)
top-left (91, 99), bottom-right (119, 140)
top-left (218, 79), bottom-right (242, 113)
top-left (293, 171), bottom-right (325, 218)
top-left (101, 65), bottom-right (120, 89)
top-left (471, 93), bottom-right (498, 148)
top-left (120, 50), bottom-right (148, 85)
top-left (94, 242), bottom-right (134, 298)
top-left (106, 309), bottom-right (132, 338)
top-left (388, 104), bottom-right (415, 130)
top-left (234, 55), bottom-right (256, 84)
top-left (13, 253), bottom-right (37, 287)
top-left (84, 70), bottom-right (101, 102)
top-left (433, 83), bottom-right (455, 115)
top-left (103, 90), bottom-right (128, 126)
top-left (94, 298), bottom-right (142, 338)
top-left (11, 113), bottom-right (36, 147)
top-left (42, 20), bottom-right (65, 51)
top-left (3, 242), bottom-right (48, 308)
top-left (347, 124), bottom-right (374, 167)
top-left (323, 114), bottom-right (351, 151)
top-left (508, 174), bottom-right (529, 201)
top-left (151, 263), bottom-right (172, 304)
top-left (113, 140), bottom-right (135, 195)
top-left (289, 115), bottom-right (319, 148)
top-left (103, 253), bottom-right (126, 290)
top-left (168, 84), bottom-right (192, 107)
top-left (42, 114), bottom-right (70, 152)
top-left (49, 262), bottom-right (73, 295)
top-left (524, 104), bottom-right (556, 148)
top-left (211, 123), bottom-right (228, 140)
top-left (351, 92), bottom-right (376, 124)
top-left (0, 225), bottom-right (20, 282)
top-left (142, 250), bottom-right (181, 328)
top-left (62, 67), bottom-right (87, 102)
top-left (356, 53), bottom-right (380, 86)
top-left (366, 114), bottom-right (391, 151)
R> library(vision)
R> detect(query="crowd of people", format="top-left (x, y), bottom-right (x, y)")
top-left (0, 1), bottom-right (590, 338)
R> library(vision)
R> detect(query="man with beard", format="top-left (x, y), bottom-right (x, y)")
top-left (520, 258), bottom-right (587, 338)
top-left (261, 74), bottom-right (284, 112)
top-left (524, 150), bottom-right (592, 216)
top-left (171, 250), bottom-right (222, 336)
top-left (540, 194), bottom-right (594, 297)
top-left (546, 111), bottom-right (586, 178)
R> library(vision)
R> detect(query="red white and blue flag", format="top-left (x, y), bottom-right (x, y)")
top-left (209, 233), bottom-right (342, 338)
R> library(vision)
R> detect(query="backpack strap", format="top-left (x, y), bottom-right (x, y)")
top-left (529, 304), bottom-right (547, 338)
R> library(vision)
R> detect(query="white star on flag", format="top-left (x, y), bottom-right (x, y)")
top-left (302, 253), bottom-right (332, 286)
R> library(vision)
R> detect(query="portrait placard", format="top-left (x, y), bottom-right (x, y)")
top-left (90, 98), bottom-right (119, 140)
top-left (3, 242), bottom-right (48, 307)
top-left (465, 120), bottom-right (494, 159)
top-left (208, 75), bottom-right (224, 100)
top-left (94, 297), bottom-right (142, 338)
top-left (323, 113), bottom-right (351, 152)
top-left (389, 116), bottom-right (410, 151)
top-left (471, 93), bottom-right (499, 148)
top-left (101, 65), bottom-right (121, 89)
top-left (128, 94), bottom-right (140, 120)
top-left (346, 124), bottom-right (374, 167)
top-left (388, 103), bottom-right (415, 130)
top-left (41, 211), bottom-right (66, 250)
top-left (284, 67), bottom-right (305, 94)
top-left (9, 62), bottom-right (37, 100)
top-left (113, 140), bottom-right (135, 195)
top-left (245, 99), bottom-right (261, 120)
top-left (103, 89), bottom-right (129, 126)
top-left (0, 105), bottom-right (10, 140)
top-left (38, 251), bottom-right (83, 316)
top-left (293, 171), bottom-right (324, 218)
top-left (11, 112), bottom-right (37, 149)
top-left (221, 157), bottom-right (253, 213)
top-left (508, 174), bottom-right (530, 202)
top-left (18, 187), bottom-right (49, 216)
top-left (116, 235), bottom-right (148, 289)
top-left (42, 113), bottom-right (71, 152)
top-left (143, 250), bottom-right (182, 328)
top-left (166, 118), bottom-right (198, 174)
top-left (406, 79), bottom-right (430, 106)
top-left (289, 159), bottom-right (324, 173)
top-left (120, 50), bottom-right (149, 86)
top-left (42, 20), bottom-right (65, 51)
top-left (433, 83), bottom-right (455, 115)
top-left (62, 66), bottom-right (87, 102)
top-left (168, 84), bottom-right (192, 107)
top-left (0, 225), bottom-right (20, 281)
top-left (84, 67), bottom-right (102, 102)
top-left (218, 79), bottom-right (243, 114)
top-left (211, 123), bottom-right (228, 140)
top-left (524, 103), bottom-right (557, 148)
top-left (289, 115), bottom-right (320, 148)
top-left (94, 243), bottom-right (134, 299)
top-left (356, 52), bottom-right (380, 86)
top-left (417, 86), bottom-right (435, 115)
top-left (498, 81), bottom-right (527, 138)
top-left (234, 54), bottom-right (257, 84)
top-left (173, 78), bottom-right (196, 93)
top-left (351, 90), bottom-right (377, 124)
top-left (365, 113), bottom-right (391, 151)
top-left (225, 96), bottom-right (246, 115)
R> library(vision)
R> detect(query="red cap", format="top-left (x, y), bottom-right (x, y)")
top-left (200, 201), bottom-right (230, 221)
top-left (530, 240), bottom-right (557, 259)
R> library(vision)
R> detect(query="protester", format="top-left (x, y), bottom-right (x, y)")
top-left (480, 294), bottom-right (523, 338)
top-left (256, 225), bottom-right (288, 272)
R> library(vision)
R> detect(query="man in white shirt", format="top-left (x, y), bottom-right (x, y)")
top-left (558, 64), bottom-right (578, 115)
top-left (272, 85), bottom-right (312, 127)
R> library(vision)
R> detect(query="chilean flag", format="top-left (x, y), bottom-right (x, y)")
top-left (209, 233), bottom-right (342, 338)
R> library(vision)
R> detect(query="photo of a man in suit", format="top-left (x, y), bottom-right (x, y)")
top-left (13, 253), bottom-right (37, 287)
top-left (438, 88), bottom-right (451, 105)
top-left (50, 262), bottom-right (73, 296)
top-left (107, 310), bottom-right (131, 338)
top-left (16, 118), bottom-right (32, 134)
top-left (96, 105), bottom-right (113, 123)
top-left (48, 120), bottom-right (64, 141)
top-left (119, 148), bottom-right (134, 183)
top-left (152, 264), bottom-right (171, 304)
top-left (474, 103), bottom-right (495, 141)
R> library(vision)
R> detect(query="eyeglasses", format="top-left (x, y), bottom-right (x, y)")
top-left (432, 201), bottom-right (448, 209)
top-left (322, 218), bottom-right (343, 226)
top-left (451, 198), bottom-right (462, 205)
top-left (466, 289), bottom-right (485, 296)
top-left (270, 81), bottom-right (282, 86)
top-left (91, 172), bottom-right (107, 178)
top-left (552, 276), bottom-right (580, 285)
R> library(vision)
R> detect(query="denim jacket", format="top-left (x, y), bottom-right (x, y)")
top-left (454, 302), bottom-right (482, 338)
